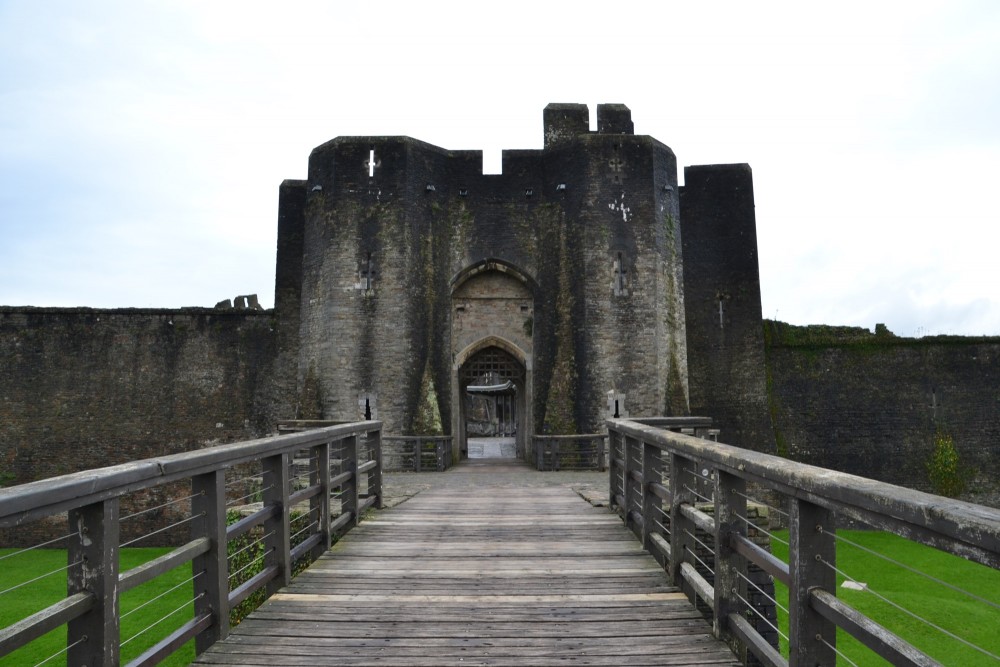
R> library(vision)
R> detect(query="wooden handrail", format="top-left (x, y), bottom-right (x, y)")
top-left (609, 418), bottom-right (1000, 568)
top-left (381, 435), bottom-right (452, 472)
top-left (0, 421), bottom-right (381, 526)
top-left (607, 417), bottom-right (997, 667)
top-left (533, 434), bottom-right (608, 471)
top-left (0, 420), bottom-right (382, 665)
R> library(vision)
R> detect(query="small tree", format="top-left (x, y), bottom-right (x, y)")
top-left (926, 431), bottom-right (966, 498)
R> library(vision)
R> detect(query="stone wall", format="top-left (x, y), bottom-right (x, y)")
top-left (764, 321), bottom-right (1000, 505)
top-left (681, 164), bottom-right (774, 452)
top-left (0, 307), bottom-right (292, 487)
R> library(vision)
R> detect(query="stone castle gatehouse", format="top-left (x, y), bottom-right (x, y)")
top-left (274, 103), bottom-right (772, 461)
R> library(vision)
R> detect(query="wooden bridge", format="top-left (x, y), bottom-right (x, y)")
top-left (193, 476), bottom-right (738, 666)
top-left (2, 420), bottom-right (999, 666)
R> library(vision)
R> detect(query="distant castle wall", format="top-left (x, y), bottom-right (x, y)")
top-left (0, 307), bottom-right (292, 487)
top-left (765, 321), bottom-right (1000, 504)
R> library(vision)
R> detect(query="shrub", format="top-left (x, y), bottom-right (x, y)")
top-left (926, 431), bottom-right (967, 498)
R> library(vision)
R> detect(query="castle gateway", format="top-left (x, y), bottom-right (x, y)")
top-left (274, 104), bottom-right (772, 462)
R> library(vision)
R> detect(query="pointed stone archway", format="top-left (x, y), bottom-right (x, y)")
top-left (452, 339), bottom-right (531, 461)
top-left (450, 260), bottom-right (536, 464)
top-left (459, 345), bottom-right (525, 459)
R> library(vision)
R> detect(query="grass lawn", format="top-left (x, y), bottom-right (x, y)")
top-left (770, 530), bottom-right (1000, 666)
top-left (0, 547), bottom-right (195, 666)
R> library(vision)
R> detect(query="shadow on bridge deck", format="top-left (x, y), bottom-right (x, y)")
top-left (192, 468), bottom-right (740, 666)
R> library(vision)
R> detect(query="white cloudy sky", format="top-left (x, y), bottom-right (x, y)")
top-left (1, 1), bottom-right (998, 336)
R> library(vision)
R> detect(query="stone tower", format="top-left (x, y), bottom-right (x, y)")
top-left (274, 103), bottom-right (769, 461)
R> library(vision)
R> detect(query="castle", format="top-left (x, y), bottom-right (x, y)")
top-left (274, 103), bottom-right (770, 461)
top-left (2, 103), bottom-right (997, 505)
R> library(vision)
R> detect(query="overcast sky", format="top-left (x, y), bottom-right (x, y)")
top-left (1, 1), bottom-right (998, 337)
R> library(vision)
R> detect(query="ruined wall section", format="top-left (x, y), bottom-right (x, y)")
top-left (680, 164), bottom-right (773, 451)
top-left (0, 308), bottom-right (280, 486)
top-left (765, 324), bottom-right (1000, 505)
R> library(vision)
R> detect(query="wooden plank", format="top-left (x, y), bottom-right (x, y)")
top-left (194, 480), bottom-right (739, 666)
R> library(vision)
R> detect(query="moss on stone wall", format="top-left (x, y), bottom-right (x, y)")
top-left (298, 362), bottom-right (322, 420)
top-left (542, 210), bottom-right (578, 434)
top-left (412, 360), bottom-right (443, 435)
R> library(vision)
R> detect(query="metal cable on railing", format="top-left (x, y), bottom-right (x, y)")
top-left (121, 570), bottom-right (204, 620)
top-left (0, 559), bottom-right (84, 598)
top-left (120, 491), bottom-right (200, 523)
top-left (733, 511), bottom-right (789, 546)
top-left (229, 543), bottom-right (275, 584)
top-left (0, 530), bottom-right (78, 561)
top-left (291, 519), bottom-right (320, 544)
top-left (120, 591), bottom-right (205, 648)
top-left (681, 483), bottom-right (713, 504)
top-left (733, 488), bottom-right (790, 519)
top-left (736, 569), bottom-right (788, 616)
top-left (822, 528), bottom-right (1000, 613)
top-left (33, 634), bottom-right (88, 667)
top-left (120, 511), bottom-right (206, 548)
top-left (736, 590), bottom-right (788, 642)
top-left (816, 555), bottom-right (1000, 663)
top-left (225, 472), bottom-right (263, 489)
top-left (227, 531), bottom-right (272, 566)
top-left (682, 540), bottom-right (716, 576)
top-left (819, 635), bottom-right (860, 667)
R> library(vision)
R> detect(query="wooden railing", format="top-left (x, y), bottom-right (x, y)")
top-left (0, 421), bottom-right (382, 666)
top-left (608, 417), bottom-right (1000, 667)
top-left (382, 436), bottom-right (452, 472)
top-left (533, 434), bottom-right (607, 471)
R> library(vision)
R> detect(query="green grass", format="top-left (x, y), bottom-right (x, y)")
top-left (0, 548), bottom-right (195, 666)
top-left (770, 530), bottom-right (1000, 666)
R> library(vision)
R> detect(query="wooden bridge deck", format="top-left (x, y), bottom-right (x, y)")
top-left (194, 473), bottom-right (739, 666)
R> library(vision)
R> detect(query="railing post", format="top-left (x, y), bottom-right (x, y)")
top-left (668, 453), bottom-right (696, 591)
top-left (370, 430), bottom-right (383, 509)
top-left (263, 452), bottom-right (291, 596)
top-left (343, 435), bottom-right (360, 527)
top-left (414, 439), bottom-right (421, 472)
top-left (641, 440), bottom-right (665, 568)
top-left (714, 470), bottom-right (747, 649)
top-left (67, 498), bottom-right (120, 666)
top-left (789, 498), bottom-right (836, 666)
top-left (622, 435), bottom-right (639, 536)
top-left (313, 441), bottom-right (332, 557)
top-left (608, 429), bottom-right (623, 515)
top-left (191, 470), bottom-right (229, 654)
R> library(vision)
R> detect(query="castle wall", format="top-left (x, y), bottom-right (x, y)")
top-left (681, 164), bottom-right (774, 451)
top-left (765, 322), bottom-right (1000, 504)
top-left (0, 307), bottom-right (289, 487)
